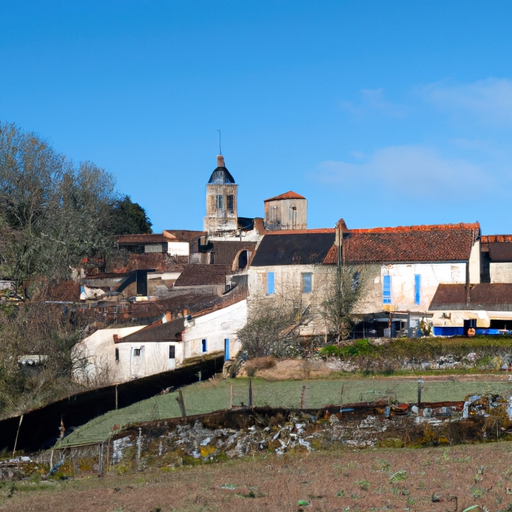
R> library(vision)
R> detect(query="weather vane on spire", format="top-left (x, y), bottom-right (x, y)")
top-left (217, 129), bottom-right (222, 156)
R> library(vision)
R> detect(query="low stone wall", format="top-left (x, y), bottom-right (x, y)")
top-left (3, 396), bottom-right (511, 481)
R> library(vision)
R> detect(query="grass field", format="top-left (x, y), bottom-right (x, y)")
top-left (60, 374), bottom-right (512, 448)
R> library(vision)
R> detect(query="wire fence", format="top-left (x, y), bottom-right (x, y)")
top-left (58, 376), bottom-right (512, 448)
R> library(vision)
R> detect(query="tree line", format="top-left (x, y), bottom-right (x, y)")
top-left (0, 121), bottom-right (152, 282)
top-left (0, 121), bottom-right (153, 418)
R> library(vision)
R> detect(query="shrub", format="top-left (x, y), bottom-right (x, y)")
top-left (340, 338), bottom-right (376, 358)
top-left (319, 345), bottom-right (342, 357)
top-left (244, 356), bottom-right (276, 377)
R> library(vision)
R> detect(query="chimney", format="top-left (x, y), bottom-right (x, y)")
top-left (217, 155), bottom-right (225, 168)
top-left (113, 334), bottom-right (119, 343)
top-left (335, 219), bottom-right (348, 266)
top-left (254, 217), bottom-right (266, 235)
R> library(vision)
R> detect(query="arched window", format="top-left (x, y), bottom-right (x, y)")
top-left (238, 250), bottom-right (248, 270)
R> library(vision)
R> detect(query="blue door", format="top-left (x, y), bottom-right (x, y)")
top-left (224, 339), bottom-right (230, 360)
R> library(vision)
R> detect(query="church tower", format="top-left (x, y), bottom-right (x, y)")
top-left (203, 155), bottom-right (238, 237)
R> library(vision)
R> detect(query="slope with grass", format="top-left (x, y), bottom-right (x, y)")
top-left (59, 373), bottom-right (512, 448)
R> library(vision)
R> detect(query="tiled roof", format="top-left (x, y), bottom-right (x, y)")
top-left (266, 228), bottom-right (335, 235)
top-left (118, 317), bottom-right (186, 343)
top-left (174, 264), bottom-right (229, 286)
top-left (119, 233), bottom-right (176, 245)
top-left (116, 292), bottom-right (246, 343)
top-left (324, 223), bottom-right (480, 265)
top-left (430, 284), bottom-right (512, 311)
top-left (251, 232), bottom-right (335, 266)
top-left (46, 280), bottom-right (80, 301)
top-left (264, 191), bottom-right (306, 202)
top-left (480, 235), bottom-right (512, 262)
top-left (163, 230), bottom-right (206, 242)
top-left (481, 235), bottom-right (512, 243)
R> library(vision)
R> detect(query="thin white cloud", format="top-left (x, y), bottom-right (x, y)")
top-left (340, 88), bottom-right (408, 118)
top-left (349, 150), bottom-right (365, 159)
top-left (313, 145), bottom-right (498, 198)
top-left (420, 78), bottom-right (512, 125)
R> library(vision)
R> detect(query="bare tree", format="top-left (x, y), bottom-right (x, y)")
top-left (320, 264), bottom-right (372, 342)
top-left (238, 290), bottom-right (309, 359)
top-left (0, 297), bottom-right (86, 417)
top-left (0, 122), bottom-right (119, 280)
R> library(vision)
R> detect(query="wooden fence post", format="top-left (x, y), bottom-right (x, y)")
top-left (301, 384), bottom-right (307, 409)
top-left (249, 379), bottom-right (253, 407)
top-left (12, 414), bottom-right (23, 456)
top-left (176, 389), bottom-right (187, 418)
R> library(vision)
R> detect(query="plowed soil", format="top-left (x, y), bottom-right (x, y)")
top-left (2, 442), bottom-right (512, 511)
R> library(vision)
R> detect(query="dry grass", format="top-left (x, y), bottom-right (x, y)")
top-left (2, 442), bottom-right (512, 511)
top-left (244, 356), bottom-right (277, 377)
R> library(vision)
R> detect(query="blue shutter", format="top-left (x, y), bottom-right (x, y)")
top-left (414, 274), bottom-right (421, 305)
top-left (267, 272), bottom-right (275, 295)
top-left (202, 339), bottom-right (207, 353)
top-left (383, 275), bottom-right (391, 304)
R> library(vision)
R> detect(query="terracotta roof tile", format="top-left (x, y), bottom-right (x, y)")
top-left (264, 191), bottom-right (306, 202)
top-left (481, 235), bottom-right (512, 243)
top-left (163, 230), bottom-right (206, 242)
top-left (119, 233), bottom-right (176, 244)
top-left (108, 254), bottom-right (185, 273)
top-left (174, 264), bottom-right (229, 286)
top-left (266, 228), bottom-right (335, 235)
top-left (324, 223), bottom-right (480, 264)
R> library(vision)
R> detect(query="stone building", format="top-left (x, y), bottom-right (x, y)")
top-left (264, 191), bottom-right (307, 231)
top-left (203, 155), bottom-right (238, 237)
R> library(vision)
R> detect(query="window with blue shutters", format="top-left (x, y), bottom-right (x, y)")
top-left (267, 272), bottom-right (275, 295)
top-left (414, 274), bottom-right (421, 305)
top-left (382, 275), bottom-right (391, 304)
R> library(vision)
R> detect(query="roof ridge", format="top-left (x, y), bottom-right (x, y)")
top-left (348, 222), bottom-right (480, 234)
top-left (266, 228), bottom-right (335, 235)
top-left (264, 190), bottom-right (306, 202)
top-left (481, 235), bottom-right (512, 243)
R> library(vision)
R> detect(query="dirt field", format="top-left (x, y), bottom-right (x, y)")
top-left (2, 442), bottom-right (512, 511)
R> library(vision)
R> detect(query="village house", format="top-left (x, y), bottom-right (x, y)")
top-left (322, 220), bottom-right (482, 337)
top-left (429, 234), bottom-right (512, 335)
top-left (430, 283), bottom-right (512, 335)
top-left (247, 228), bottom-right (336, 337)
top-left (73, 293), bottom-right (247, 385)
top-left (263, 191), bottom-right (308, 231)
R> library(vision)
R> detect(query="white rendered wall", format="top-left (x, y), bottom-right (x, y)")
top-left (182, 300), bottom-right (247, 360)
top-left (72, 325), bottom-right (145, 385)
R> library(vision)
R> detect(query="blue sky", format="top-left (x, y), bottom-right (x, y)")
top-left (1, 1), bottom-right (512, 234)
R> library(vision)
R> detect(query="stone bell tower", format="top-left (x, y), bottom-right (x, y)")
top-left (203, 155), bottom-right (238, 237)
